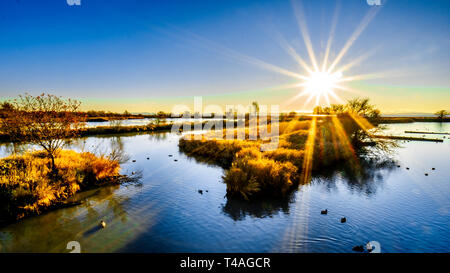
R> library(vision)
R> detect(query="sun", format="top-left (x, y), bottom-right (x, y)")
top-left (305, 71), bottom-right (343, 95)
top-left (304, 71), bottom-right (343, 101)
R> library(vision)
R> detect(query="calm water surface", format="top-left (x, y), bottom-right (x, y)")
top-left (0, 122), bottom-right (449, 253)
top-left (86, 117), bottom-right (226, 128)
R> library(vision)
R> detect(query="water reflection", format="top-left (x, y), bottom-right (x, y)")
top-left (221, 156), bottom-right (396, 221)
top-left (312, 157), bottom-right (397, 197)
top-left (222, 193), bottom-right (295, 221)
top-left (0, 184), bottom-right (135, 252)
top-left (1, 142), bottom-right (26, 155)
top-left (148, 132), bottom-right (168, 142)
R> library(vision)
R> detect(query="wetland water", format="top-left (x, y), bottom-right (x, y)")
top-left (0, 122), bottom-right (449, 253)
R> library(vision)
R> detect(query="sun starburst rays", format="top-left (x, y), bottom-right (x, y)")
top-left (280, 1), bottom-right (383, 109)
top-left (287, 56), bottom-right (360, 109)
top-left (161, 1), bottom-right (383, 111)
top-left (292, 0), bottom-right (320, 72)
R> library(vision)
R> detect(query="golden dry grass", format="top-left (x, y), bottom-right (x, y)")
top-left (179, 118), bottom-right (363, 200)
top-left (0, 150), bottom-right (120, 220)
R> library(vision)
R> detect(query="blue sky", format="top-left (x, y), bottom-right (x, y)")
top-left (0, 0), bottom-right (449, 113)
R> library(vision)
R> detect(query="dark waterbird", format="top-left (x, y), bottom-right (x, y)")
top-left (174, 159), bottom-right (178, 162)
top-left (341, 217), bottom-right (347, 223)
top-left (425, 173), bottom-right (429, 176)
top-left (352, 245), bottom-right (364, 252)
top-left (406, 167), bottom-right (410, 170)
top-left (147, 157), bottom-right (149, 160)
top-left (132, 160), bottom-right (136, 162)
top-left (198, 190), bottom-right (203, 194)
top-left (321, 209), bottom-right (328, 215)
top-left (432, 168), bottom-right (435, 170)
top-left (168, 155), bottom-right (173, 157)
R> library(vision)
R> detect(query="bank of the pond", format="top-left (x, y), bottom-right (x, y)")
top-left (0, 150), bottom-right (126, 222)
top-left (378, 116), bottom-right (450, 124)
top-left (374, 135), bottom-right (444, 142)
top-left (0, 121), bottom-right (218, 143)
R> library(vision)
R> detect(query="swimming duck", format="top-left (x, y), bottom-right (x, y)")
top-left (352, 245), bottom-right (364, 252)
top-left (198, 190), bottom-right (203, 194)
top-left (321, 209), bottom-right (328, 215)
top-left (341, 217), bottom-right (347, 223)
top-left (425, 173), bottom-right (429, 176)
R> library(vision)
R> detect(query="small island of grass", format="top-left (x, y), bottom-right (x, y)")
top-left (180, 99), bottom-right (393, 200)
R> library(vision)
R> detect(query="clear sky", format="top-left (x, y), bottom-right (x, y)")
top-left (0, 0), bottom-right (449, 114)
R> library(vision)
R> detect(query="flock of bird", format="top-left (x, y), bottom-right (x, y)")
top-left (399, 164), bottom-right (436, 176)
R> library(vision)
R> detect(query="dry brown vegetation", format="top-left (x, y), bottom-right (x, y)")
top-left (179, 114), bottom-right (377, 200)
top-left (0, 150), bottom-right (122, 220)
top-left (0, 94), bottom-right (140, 222)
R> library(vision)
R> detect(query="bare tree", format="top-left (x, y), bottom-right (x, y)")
top-left (435, 110), bottom-right (448, 120)
top-left (0, 93), bottom-right (85, 172)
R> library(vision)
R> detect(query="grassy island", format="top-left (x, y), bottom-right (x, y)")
top-left (0, 150), bottom-right (122, 221)
top-left (180, 112), bottom-right (386, 200)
